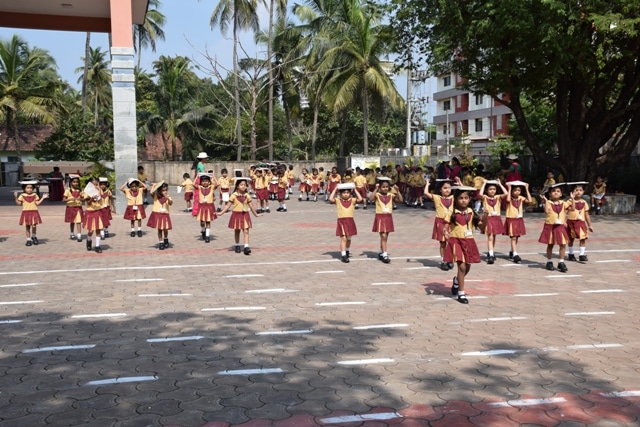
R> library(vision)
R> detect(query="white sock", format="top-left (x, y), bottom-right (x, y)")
top-left (547, 259), bottom-right (553, 263)
top-left (100, 232), bottom-right (105, 238)
top-left (341, 251), bottom-right (347, 256)
top-left (95, 236), bottom-right (101, 247)
top-left (579, 247), bottom-right (586, 255)
top-left (131, 228), bottom-right (135, 232)
top-left (513, 251), bottom-right (518, 256)
top-left (458, 291), bottom-right (465, 296)
top-left (205, 229), bottom-right (210, 237)
top-left (244, 244), bottom-right (249, 248)
top-left (568, 247), bottom-right (574, 255)
top-left (282, 204), bottom-right (286, 209)
top-left (489, 250), bottom-right (494, 256)
top-left (137, 227), bottom-right (141, 231)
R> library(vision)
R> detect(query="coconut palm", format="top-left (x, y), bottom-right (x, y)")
top-left (75, 47), bottom-right (111, 126)
top-left (0, 35), bottom-right (58, 163)
top-left (134, 0), bottom-right (166, 70)
top-left (208, 0), bottom-right (263, 160)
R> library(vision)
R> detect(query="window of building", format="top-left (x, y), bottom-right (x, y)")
top-left (443, 100), bottom-right (451, 111)
top-left (475, 94), bottom-right (483, 105)
top-left (443, 124), bottom-right (449, 135)
top-left (496, 116), bottom-right (502, 130)
top-left (475, 118), bottom-right (483, 132)
top-left (443, 75), bottom-right (451, 87)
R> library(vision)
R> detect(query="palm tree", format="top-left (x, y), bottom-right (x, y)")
top-left (75, 47), bottom-right (112, 126)
top-left (134, 0), bottom-right (166, 70)
top-left (0, 35), bottom-right (58, 164)
top-left (81, 32), bottom-right (90, 112)
top-left (208, 0), bottom-right (263, 160)
top-left (266, 0), bottom-right (288, 161)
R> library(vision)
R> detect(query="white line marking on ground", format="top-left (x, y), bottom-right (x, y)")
top-left (114, 278), bottom-right (165, 282)
top-left (147, 336), bottom-right (204, 342)
top-left (0, 283), bottom-right (41, 288)
top-left (0, 320), bottom-right (22, 324)
top-left (596, 260), bottom-right (631, 263)
top-left (404, 267), bottom-right (433, 270)
top-left (0, 300), bottom-right (43, 305)
top-left (315, 270), bottom-right (344, 274)
top-left (225, 274), bottom-right (264, 278)
top-left (489, 397), bottom-right (566, 407)
top-left (435, 296), bottom-right (489, 301)
top-left (566, 343), bottom-right (622, 349)
top-left (22, 345), bottom-right (96, 353)
top-left (245, 288), bottom-right (297, 294)
top-left (565, 312), bottom-right (615, 316)
top-left (85, 376), bottom-right (158, 386)
top-left (138, 293), bottom-right (193, 297)
top-left (581, 289), bottom-right (623, 293)
top-left (337, 358), bottom-right (395, 365)
top-left (601, 390), bottom-right (640, 397)
top-left (353, 324), bottom-right (408, 330)
top-left (468, 317), bottom-right (527, 322)
top-left (315, 302), bottom-right (366, 306)
top-left (320, 412), bottom-right (403, 424)
top-left (255, 329), bottom-right (313, 335)
top-left (461, 349), bottom-right (519, 356)
top-left (71, 313), bottom-right (126, 319)
top-left (201, 306), bottom-right (266, 311)
top-left (370, 282), bottom-right (406, 286)
top-left (217, 368), bottom-right (284, 375)
top-left (545, 275), bottom-right (583, 278)
top-left (514, 293), bottom-right (559, 297)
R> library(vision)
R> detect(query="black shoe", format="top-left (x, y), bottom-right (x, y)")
top-left (26, 240), bottom-right (32, 247)
top-left (276, 207), bottom-right (283, 212)
top-left (95, 246), bottom-right (102, 253)
top-left (104, 231), bottom-right (109, 238)
top-left (306, 197), bottom-right (309, 201)
top-left (217, 207), bottom-right (221, 213)
top-left (487, 255), bottom-right (495, 264)
top-left (545, 262), bottom-right (554, 271)
top-left (567, 254), bottom-right (577, 262)
top-left (137, 230), bottom-right (142, 237)
top-left (596, 207), bottom-right (601, 215)
top-left (159, 243), bottom-right (164, 250)
top-left (77, 236), bottom-right (82, 242)
top-left (346, 250), bottom-right (350, 258)
top-left (130, 231), bottom-right (135, 237)
top-left (451, 276), bottom-right (459, 295)
top-left (378, 253), bottom-right (383, 260)
top-left (362, 205), bottom-right (366, 210)
top-left (70, 235), bottom-right (76, 240)
top-left (381, 255), bottom-right (390, 264)
top-left (205, 236), bottom-right (210, 243)
top-left (557, 262), bottom-right (568, 273)
top-left (513, 255), bottom-right (521, 263)
top-left (243, 246), bottom-right (251, 255)
top-left (341, 255), bottom-right (350, 263)
top-left (31, 236), bottom-right (39, 245)
top-left (86, 241), bottom-right (92, 251)
top-left (235, 246), bottom-right (242, 253)
top-left (282, 208), bottom-right (287, 212)
top-left (447, 262), bottom-right (454, 269)
top-left (439, 262), bottom-right (450, 271)
top-left (265, 208), bottom-right (270, 213)
top-left (579, 255), bottom-right (588, 262)
top-left (508, 251), bottom-right (514, 260)
top-left (256, 208), bottom-right (262, 214)
top-left (457, 294), bottom-right (469, 304)
top-left (163, 239), bottom-right (169, 249)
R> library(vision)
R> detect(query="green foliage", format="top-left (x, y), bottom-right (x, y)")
top-left (36, 114), bottom-right (114, 161)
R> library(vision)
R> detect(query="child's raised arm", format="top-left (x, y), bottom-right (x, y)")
top-left (328, 186), bottom-right (338, 204)
top-left (36, 194), bottom-right (49, 205)
top-left (368, 184), bottom-right (379, 203)
top-left (523, 183), bottom-right (532, 203)
top-left (423, 179), bottom-right (434, 200)
top-left (393, 185), bottom-right (403, 203)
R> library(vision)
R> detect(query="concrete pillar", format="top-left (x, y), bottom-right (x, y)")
top-left (109, 0), bottom-right (137, 214)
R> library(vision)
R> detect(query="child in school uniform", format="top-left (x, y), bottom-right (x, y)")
top-left (424, 178), bottom-right (455, 270)
top-left (98, 178), bottom-right (114, 239)
top-left (268, 168), bottom-right (279, 201)
top-left (63, 175), bottom-right (85, 242)
top-left (326, 167), bottom-right (341, 201)
top-left (194, 173), bottom-right (218, 243)
top-left (538, 183), bottom-right (571, 272)
top-left (14, 180), bottom-right (48, 246)
top-left (287, 165), bottom-right (296, 194)
top-left (318, 167), bottom-right (326, 195)
top-left (445, 185), bottom-right (481, 304)
top-left (329, 182), bottom-right (364, 263)
top-left (353, 169), bottom-right (368, 209)
top-left (276, 169), bottom-right (289, 212)
top-left (298, 168), bottom-right (311, 201)
top-left (83, 178), bottom-right (105, 253)
top-left (120, 178), bottom-right (147, 237)
top-left (217, 168), bottom-right (233, 212)
top-left (503, 181), bottom-right (532, 263)
top-left (479, 179), bottom-right (508, 264)
top-left (254, 168), bottom-right (270, 212)
top-left (147, 181), bottom-right (173, 250)
top-left (309, 168), bottom-right (322, 202)
top-left (370, 177), bottom-right (403, 263)
top-left (590, 175), bottom-right (606, 215)
top-left (566, 182), bottom-right (594, 262)
top-left (180, 173), bottom-right (194, 212)
top-left (218, 177), bottom-right (263, 254)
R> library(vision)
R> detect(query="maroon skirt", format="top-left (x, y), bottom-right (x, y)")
top-left (432, 217), bottom-right (447, 241)
top-left (411, 186), bottom-right (424, 198)
top-left (124, 204), bottom-right (146, 220)
top-left (83, 210), bottom-right (104, 231)
top-left (256, 188), bottom-right (269, 201)
top-left (444, 237), bottom-right (481, 264)
top-left (197, 203), bottom-right (217, 222)
top-left (147, 212), bottom-right (172, 230)
top-left (19, 210), bottom-right (42, 226)
top-left (356, 187), bottom-right (367, 199)
top-left (277, 188), bottom-right (286, 201)
top-left (567, 219), bottom-right (588, 240)
top-left (503, 217), bottom-right (526, 237)
top-left (327, 181), bottom-right (338, 193)
top-left (229, 211), bottom-right (252, 230)
top-left (299, 182), bottom-right (310, 192)
top-left (64, 206), bottom-right (84, 223)
top-left (372, 213), bottom-right (394, 233)
top-left (336, 217), bottom-right (357, 237)
top-left (311, 183), bottom-right (320, 193)
top-left (484, 215), bottom-right (504, 235)
top-left (100, 207), bottom-right (112, 228)
top-left (268, 183), bottom-right (278, 193)
top-left (538, 223), bottom-right (569, 245)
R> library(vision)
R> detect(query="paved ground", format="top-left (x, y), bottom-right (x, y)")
top-left (0, 186), bottom-right (639, 427)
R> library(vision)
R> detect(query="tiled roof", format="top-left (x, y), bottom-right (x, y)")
top-left (0, 125), bottom-right (54, 152)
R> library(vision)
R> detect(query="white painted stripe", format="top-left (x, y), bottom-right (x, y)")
top-left (147, 336), bottom-right (204, 342)
top-left (601, 390), bottom-right (640, 398)
top-left (85, 376), bottom-right (158, 386)
top-left (370, 282), bottom-right (406, 286)
top-left (581, 289), bottom-right (623, 293)
top-left (245, 288), bottom-right (288, 293)
top-left (217, 368), bottom-right (284, 375)
top-left (545, 275), bottom-right (583, 278)
top-left (0, 300), bottom-right (43, 305)
top-left (321, 412), bottom-right (402, 424)
top-left (565, 311), bottom-right (615, 316)
top-left (315, 270), bottom-right (344, 274)
top-left (225, 274), bottom-right (264, 278)
top-left (0, 320), bottom-right (22, 324)
top-left (353, 323), bottom-right (408, 330)
top-left (462, 349), bottom-right (519, 356)
top-left (114, 278), bottom-right (164, 282)
top-left (71, 313), bottom-right (126, 318)
top-left (489, 397), bottom-right (566, 407)
top-left (138, 293), bottom-right (193, 297)
top-left (566, 343), bottom-right (622, 349)
top-left (595, 260), bottom-right (631, 263)
top-left (201, 306), bottom-right (266, 311)
top-left (255, 329), bottom-right (313, 335)
top-left (0, 283), bottom-right (41, 288)
top-left (469, 317), bottom-right (527, 322)
top-left (338, 358), bottom-right (395, 365)
top-left (315, 302), bottom-right (366, 306)
top-left (23, 345), bottom-right (96, 353)
top-left (404, 266), bottom-right (433, 270)
top-left (435, 296), bottom-right (489, 301)
top-left (514, 293), bottom-right (559, 297)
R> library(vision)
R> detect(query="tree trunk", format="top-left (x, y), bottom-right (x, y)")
top-left (339, 112), bottom-right (347, 157)
top-left (311, 103), bottom-right (318, 161)
top-left (284, 101), bottom-right (293, 161)
top-left (233, 19), bottom-right (242, 161)
top-left (82, 32), bottom-right (91, 113)
top-left (267, 0), bottom-right (275, 162)
top-left (362, 84), bottom-right (369, 156)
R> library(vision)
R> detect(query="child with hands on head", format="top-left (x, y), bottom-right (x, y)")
top-left (120, 178), bottom-right (147, 237)
top-left (14, 181), bottom-right (48, 246)
top-left (538, 183), bottom-right (572, 272)
top-left (369, 177), bottom-right (403, 263)
top-left (62, 175), bottom-right (85, 242)
top-left (566, 182), bottom-right (594, 262)
top-left (503, 181), bottom-right (532, 263)
top-left (329, 182), bottom-right (364, 263)
top-left (217, 177), bottom-right (263, 255)
top-left (478, 179), bottom-right (508, 264)
top-left (424, 178), bottom-right (455, 271)
top-left (193, 173), bottom-right (218, 243)
top-left (146, 181), bottom-right (173, 250)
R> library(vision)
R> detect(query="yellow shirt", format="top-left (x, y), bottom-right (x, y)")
top-left (482, 195), bottom-right (502, 217)
top-left (64, 188), bottom-right (85, 207)
top-left (217, 176), bottom-right (232, 190)
top-left (544, 200), bottom-right (570, 225)
top-left (199, 186), bottom-right (215, 203)
top-left (328, 173), bottom-right (341, 184)
top-left (505, 196), bottom-right (526, 219)
top-left (124, 188), bottom-right (143, 206)
top-left (568, 198), bottom-right (589, 220)
top-left (374, 191), bottom-right (395, 214)
top-left (17, 193), bottom-right (39, 211)
top-left (336, 197), bottom-right (356, 218)
top-left (152, 193), bottom-right (171, 213)
top-left (445, 208), bottom-right (475, 239)
top-left (318, 171), bottom-right (326, 182)
top-left (229, 192), bottom-right (251, 212)
top-left (181, 178), bottom-right (194, 193)
top-left (433, 195), bottom-right (454, 219)
top-left (278, 176), bottom-right (288, 189)
top-left (354, 175), bottom-right (367, 188)
top-left (343, 175), bottom-right (355, 184)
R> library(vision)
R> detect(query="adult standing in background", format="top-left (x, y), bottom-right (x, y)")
top-left (47, 166), bottom-right (65, 201)
top-left (504, 154), bottom-right (522, 183)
